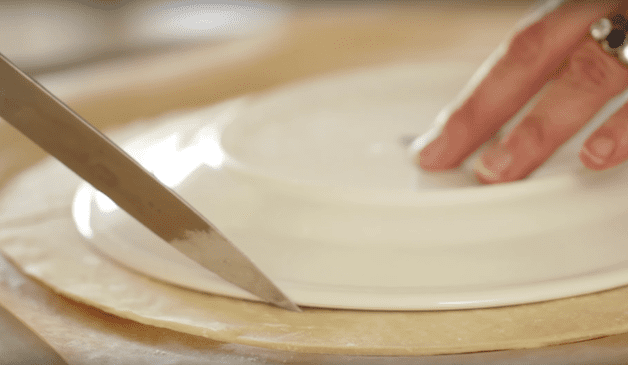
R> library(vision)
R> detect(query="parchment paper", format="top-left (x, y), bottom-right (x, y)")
top-left (7, 252), bottom-right (628, 365)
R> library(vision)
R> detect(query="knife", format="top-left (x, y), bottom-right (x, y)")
top-left (0, 52), bottom-right (300, 312)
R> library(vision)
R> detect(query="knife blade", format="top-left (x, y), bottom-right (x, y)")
top-left (0, 52), bottom-right (300, 312)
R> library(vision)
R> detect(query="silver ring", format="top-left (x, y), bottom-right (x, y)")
top-left (591, 13), bottom-right (628, 65)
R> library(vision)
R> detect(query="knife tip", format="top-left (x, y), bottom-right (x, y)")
top-left (274, 298), bottom-right (302, 312)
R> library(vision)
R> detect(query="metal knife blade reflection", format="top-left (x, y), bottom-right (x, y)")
top-left (0, 52), bottom-right (300, 312)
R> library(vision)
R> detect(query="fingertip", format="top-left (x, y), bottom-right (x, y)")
top-left (579, 147), bottom-right (609, 171)
top-left (472, 145), bottom-right (514, 184)
top-left (418, 136), bottom-right (449, 171)
top-left (409, 126), bottom-right (445, 171)
top-left (580, 136), bottom-right (616, 171)
top-left (473, 157), bottom-right (498, 185)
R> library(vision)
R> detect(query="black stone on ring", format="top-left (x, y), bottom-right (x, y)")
top-left (606, 28), bottom-right (626, 49)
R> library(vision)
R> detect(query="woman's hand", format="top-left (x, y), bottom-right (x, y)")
top-left (416, 1), bottom-right (628, 184)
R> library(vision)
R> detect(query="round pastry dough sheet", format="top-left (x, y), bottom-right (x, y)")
top-left (3, 124), bottom-right (628, 356)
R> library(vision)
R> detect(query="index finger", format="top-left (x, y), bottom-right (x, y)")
top-left (417, 1), bottom-right (618, 171)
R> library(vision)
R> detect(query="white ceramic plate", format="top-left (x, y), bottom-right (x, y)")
top-left (72, 62), bottom-right (628, 310)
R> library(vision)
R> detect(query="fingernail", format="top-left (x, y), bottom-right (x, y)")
top-left (583, 136), bottom-right (615, 165)
top-left (475, 146), bottom-right (513, 181)
top-left (419, 136), bottom-right (448, 169)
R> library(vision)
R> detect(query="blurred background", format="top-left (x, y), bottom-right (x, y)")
top-left (0, 0), bottom-right (289, 74)
top-left (0, 0), bottom-right (536, 75)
